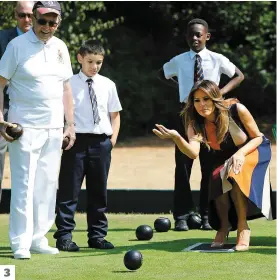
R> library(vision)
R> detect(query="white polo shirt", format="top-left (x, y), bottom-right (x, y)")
top-left (163, 48), bottom-right (236, 102)
top-left (0, 28), bottom-right (73, 128)
top-left (71, 71), bottom-right (122, 135)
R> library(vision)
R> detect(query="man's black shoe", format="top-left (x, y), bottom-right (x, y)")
top-left (88, 239), bottom-right (114, 249)
top-left (201, 219), bottom-right (213, 231)
top-left (56, 239), bottom-right (80, 252)
top-left (174, 220), bottom-right (189, 231)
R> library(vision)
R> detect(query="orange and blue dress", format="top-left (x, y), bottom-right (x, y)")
top-left (205, 104), bottom-right (275, 230)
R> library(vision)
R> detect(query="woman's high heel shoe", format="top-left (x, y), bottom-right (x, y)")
top-left (235, 229), bottom-right (251, 251)
top-left (211, 230), bottom-right (229, 248)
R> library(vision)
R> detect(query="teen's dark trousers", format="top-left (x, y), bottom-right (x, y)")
top-left (173, 105), bottom-right (211, 221)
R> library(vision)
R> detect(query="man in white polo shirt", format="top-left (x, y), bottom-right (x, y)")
top-left (158, 18), bottom-right (244, 232)
top-left (0, 1), bottom-right (75, 260)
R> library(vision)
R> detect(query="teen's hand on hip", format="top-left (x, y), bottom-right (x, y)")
top-left (152, 124), bottom-right (180, 140)
top-left (232, 152), bottom-right (245, 175)
top-left (63, 125), bottom-right (76, 150)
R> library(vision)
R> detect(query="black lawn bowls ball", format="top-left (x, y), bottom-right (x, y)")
top-left (124, 250), bottom-right (143, 271)
top-left (135, 225), bottom-right (153, 241)
top-left (154, 217), bottom-right (171, 232)
top-left (6, 123), bottom-right (23, 140)
top-left (187, 213), bottom-right (202, 229)
top-left (62, 136), bottom-right (70, 150)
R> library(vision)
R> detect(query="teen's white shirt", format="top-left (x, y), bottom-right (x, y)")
top-left (163, 48), bottom-right (236, 102)
top-left (71, 71), bottom-right (122, 135)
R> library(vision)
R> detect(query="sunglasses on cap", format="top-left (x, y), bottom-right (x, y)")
top-left (34, 15), bottom-right (59, 28)
top-left (17, 12), bottom-right (32, 19)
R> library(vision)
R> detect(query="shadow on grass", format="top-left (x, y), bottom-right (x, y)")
top-left (0, 255), bottom-right (13, 259)
top-left (112, 271), bottom-right (136, 273)
top-left (106, 228), bottom-right (137, 232)
top-left (0, 247), bottom-right (12, 251)
top-left (48, 229), bottom-right (86, 233)
top-left (48, 228), bottom-right (137, 233)
top-left (251, 236), bottom-right (276, 246)
top-left (1, 234), bottom-right (273, 260)
top-left (249, 248), bottom-right (276, 254)
top-left (57, 236), bottom-right (276, 259)
top-left (0, 247), bottom-right (13, 258)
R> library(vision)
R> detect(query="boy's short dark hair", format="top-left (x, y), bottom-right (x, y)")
top-left (78, 39), bottom-right (105, 57)
top-left (187, 18), bottom-right (209, 31)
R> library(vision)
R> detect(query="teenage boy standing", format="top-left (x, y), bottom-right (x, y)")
top-left (158, 18), bottom-right (244, 231)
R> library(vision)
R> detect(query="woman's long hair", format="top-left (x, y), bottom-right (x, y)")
top-left (181, 80), bottom-right (235, 148)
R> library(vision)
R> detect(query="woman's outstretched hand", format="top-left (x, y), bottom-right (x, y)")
top-left (152, 124), bottom-right (180, 140)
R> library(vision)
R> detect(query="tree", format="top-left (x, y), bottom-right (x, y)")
top-left (57, 1), bottom-right (123, 72)
top-left (0, 2), bottom-right (275, 139)
top-left (104, 1), bottom-right (276, 134)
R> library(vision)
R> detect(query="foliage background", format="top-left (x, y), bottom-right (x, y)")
top-left (0, 1), bottom-right (275, 139)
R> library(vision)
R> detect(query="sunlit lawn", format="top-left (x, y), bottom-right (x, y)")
top-left (0, 214), bottom-right (275, 280)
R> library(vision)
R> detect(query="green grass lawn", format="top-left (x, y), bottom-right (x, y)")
top-left (0, 214), bottom-right (275, 280)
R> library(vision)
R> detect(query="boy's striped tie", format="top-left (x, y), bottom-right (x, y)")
top-left (194, 54), bottom-right (204, 82)
top-left (86, 78), bottom-right (101, 125)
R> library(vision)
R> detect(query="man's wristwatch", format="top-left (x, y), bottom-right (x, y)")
top-left (66, 121), bottom-right (76, 126)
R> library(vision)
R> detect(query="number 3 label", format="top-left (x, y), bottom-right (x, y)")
top-left (0, 266), bottom-right (15, 280)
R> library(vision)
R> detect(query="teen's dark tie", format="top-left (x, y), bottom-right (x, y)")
top-left (86, 78), bottom-right (101, 125)
top-left (194, 54), bottom-right (204, 82)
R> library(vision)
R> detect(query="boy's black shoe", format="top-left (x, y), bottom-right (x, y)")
top-left (88, 238), bottom-right (114, 249)
top-left (174, 220), bottom-right (189, 231)
top-left (201, 219), bottom-right (213, 231)
top-left (56, 239), bottom-right (80, 252)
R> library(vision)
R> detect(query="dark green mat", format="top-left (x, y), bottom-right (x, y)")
top-left (183, 243), bottom-right (236, 253)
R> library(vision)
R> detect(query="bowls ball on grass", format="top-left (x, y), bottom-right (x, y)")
top-left (136, 225), bottom-right (153, 241)
top-left (6, 123), bottom-right (23, 140)
top-left (154, 217), bottom-right (171, 232)
top-left (187, 212), bottom-right (202, 229)
top-left (124, 250), bottom-right (143, 271)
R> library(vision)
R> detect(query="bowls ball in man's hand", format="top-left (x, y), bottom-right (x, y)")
top-left (6, 123), bottom-right (23, 140)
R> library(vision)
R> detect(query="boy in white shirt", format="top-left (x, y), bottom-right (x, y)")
top-left (158, 18), bottom-right (244, 231)
top-left (54, 40), bottom-right (122, 251)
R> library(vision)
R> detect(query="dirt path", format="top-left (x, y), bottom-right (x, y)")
top-left (2, 136), bottom-right (276, 190)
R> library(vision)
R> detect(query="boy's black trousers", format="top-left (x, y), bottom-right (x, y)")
top-left (54, 133), bottom-right (113, 241)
